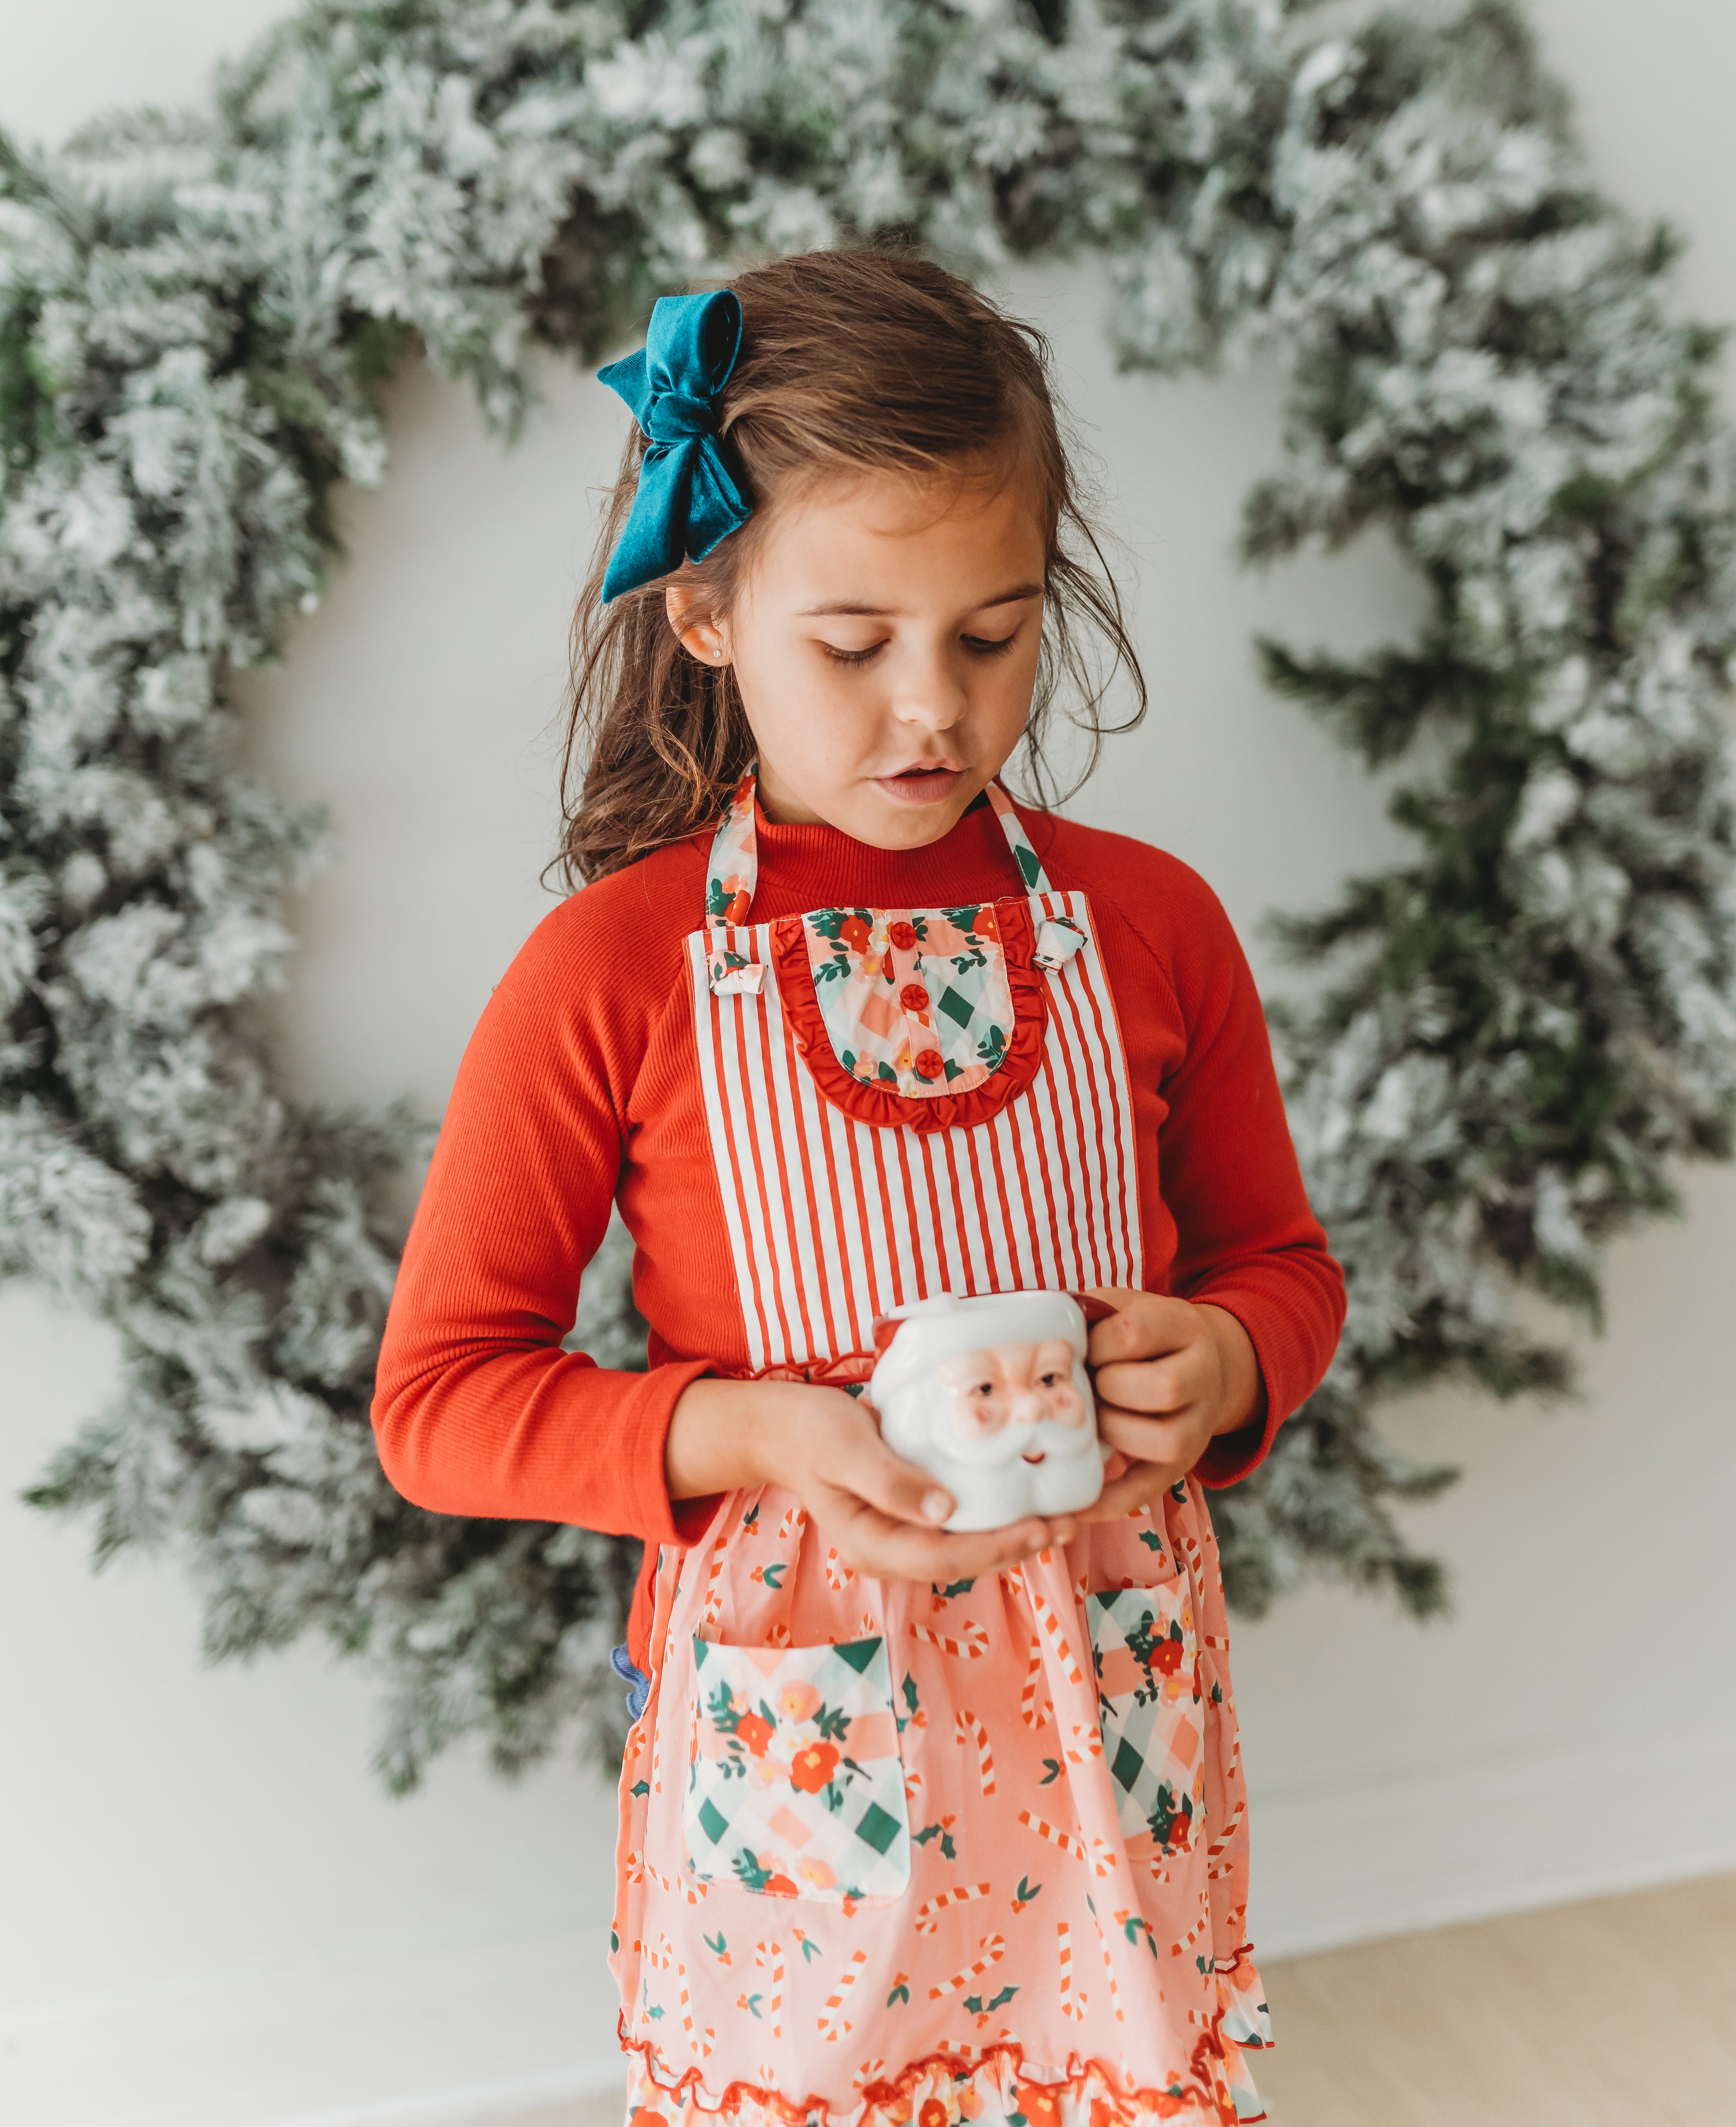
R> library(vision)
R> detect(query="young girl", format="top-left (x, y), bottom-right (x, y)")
top-left (372, 252), bottom-right (1344, 2127)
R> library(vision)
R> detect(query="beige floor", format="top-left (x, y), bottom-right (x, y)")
top-left (491, 1872), bottom-right (1736, 2127)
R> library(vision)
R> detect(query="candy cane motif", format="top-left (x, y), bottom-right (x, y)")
top-left (677, 1962), bottom-right (713, 2054)
top-left (928, 1933), bottom-right (1007, 2001)
top-left (911, 1617), bottom-right (990, 1659)
top-left (701, 1537), bottom-right (727, 1627)
top-left (754, 1938), bottom-right (784, 2038)
top-left (646, 1930), bottom-right (673, 1972)
top-left (1019, 1636), bottom-right (1051, 1730)
top-left (1057, 1920), bottom-right (1084, 2020)
top-left (853, 2060), bottom-right (889, 2092)
top-left (623, 1848), bottom-right (646, 1887)
top-left (824, 1545), bottom-right (855, 1590)
top-left (1062, 1720), bottom-right (1103, 1764)
top-left (914, 1882), bottom-right (992, 1933)
top-left (954, 1709), bottom-right (995, 1793)
top-left (766, 1620), bottom-right (792, 1648)
top-left (817, 1946), bottom-right (868, 2039)
top-left (1026, 1582), bottom-right (1084, 1684)
top-left (1207, 1794), bottom-right (1246, 1861)
top-left (1016, 1810), bottom-right (1088, 1864)
top-left (776, 1503), bottom-right (807, 1542)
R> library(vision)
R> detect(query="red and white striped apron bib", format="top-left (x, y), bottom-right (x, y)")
top-left (611, 775), bottom-right (1270, 2127)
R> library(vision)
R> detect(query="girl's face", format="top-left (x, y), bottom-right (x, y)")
top-left (666, 462), bottom-right (1046, 847)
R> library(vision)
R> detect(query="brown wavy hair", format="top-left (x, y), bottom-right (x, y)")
top-left (556, 248), bottom-right (1146, 887)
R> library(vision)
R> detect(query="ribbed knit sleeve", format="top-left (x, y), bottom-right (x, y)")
top-left (1111, 861), bottom-right (1344, 1486)
top-left (371, 881), bottom-right (716, 1553)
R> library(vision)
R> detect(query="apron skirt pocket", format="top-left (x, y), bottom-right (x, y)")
top-left (683, 1633), bottom-right (911, 1904)
top-left (1087, 1583), bottom-right (1207, 1857)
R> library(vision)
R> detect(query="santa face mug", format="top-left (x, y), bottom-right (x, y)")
top-left (867, 1290), bottom-right (1108, 1529)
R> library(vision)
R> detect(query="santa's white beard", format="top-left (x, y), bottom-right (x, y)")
top-left (877, 1387), bottom-right (1107, 1531)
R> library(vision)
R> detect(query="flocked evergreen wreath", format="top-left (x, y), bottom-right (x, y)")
top-left (4, 0), bottom-right (1734, 1789)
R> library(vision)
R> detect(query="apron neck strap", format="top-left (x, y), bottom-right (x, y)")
top-left (702, 767), bottom-right (1051, 923)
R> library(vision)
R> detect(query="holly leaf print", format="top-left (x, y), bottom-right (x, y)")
top-left (703, 1931), bottom-right (730, 1963)
top-left (1138, 1529), bottom-right (1165, 1553)
top-left (751, 1560), bottom-right (786, 1589)
top-left (630, 1779), bottom-right (649, 1797)
top-left (887, 1977), bottom-right (911, 2006)
top-left (930, 1577), bottom-right (976, 1600)
top-left (740, 1503), bottom-right (760, 1533)
top-left (740, 1992), bottom-right (763, 2019)
top-left (1040, 1758), bottom-right (1062, 1784)
top-left (794, 1930), bottom-right (822, 1963)
top-left (1013, 1876), bottom-right (1042, 1908)
top-left (985, 1984), bottom-right (1019, 2011)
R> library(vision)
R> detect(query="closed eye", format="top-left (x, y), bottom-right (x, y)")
top-left (962, 633), bottom-right (1019, 657)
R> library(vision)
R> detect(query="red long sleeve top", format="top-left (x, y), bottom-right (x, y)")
top-left (372, 795), bottom-right (1345, 1669)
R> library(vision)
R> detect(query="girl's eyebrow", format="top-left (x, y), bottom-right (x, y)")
top-left (798, 582), bottom-right (1044, 618)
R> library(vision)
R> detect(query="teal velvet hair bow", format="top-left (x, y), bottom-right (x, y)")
top-left (597, 289), bottom-right (752, 603)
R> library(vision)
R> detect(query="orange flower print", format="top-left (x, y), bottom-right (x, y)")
top-left (777, 1680), bottom-right (822, 1722)
top-left (1151, 1636), bottom-right (1184, 1677)
top-left (763, 1870), bottom-right (798, 1897)
top-left (1015, 2083), bottom-right (1062, 2127)
top-left (888, 920), bottom-right (918, 951)
top-left (734, 1711), bottom-right (773, 1757)
top-left (796, 1855), bottom-right (836, 1890)
top-left (628, 2111), bottom-right (667, 2127)
top-left (788, 1739), bottom-right (840, 1792)
top-left (840, 914), bottom-right (872, 954)
top-left (973, 906), bottom-right (997, 938)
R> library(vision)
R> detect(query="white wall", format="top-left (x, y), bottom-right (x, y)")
top-left (2, 5), bottom-right (1734, 2125)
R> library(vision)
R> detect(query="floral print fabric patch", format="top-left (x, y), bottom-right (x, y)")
top-left (684, 1633), bottom-right (911, 1904)
top-left (1086, 1583), bottom-right (1207, 1856)
top-left (799, 904), bottom-right (1015, 1099)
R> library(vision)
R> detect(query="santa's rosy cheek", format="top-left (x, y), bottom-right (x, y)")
top-left (953, 1394), bottom-right (1007, 1435)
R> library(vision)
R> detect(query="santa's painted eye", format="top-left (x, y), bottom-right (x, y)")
top-left (1039, 1371), bottom-right (1063, 1387)
top-left (972, 1382), bottom-right (993, 1398)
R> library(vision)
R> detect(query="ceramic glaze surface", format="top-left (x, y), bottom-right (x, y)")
top-left (868, 1290), bottom-right (1108, 1529)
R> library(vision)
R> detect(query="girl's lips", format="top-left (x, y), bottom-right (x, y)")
top-left (874, 766), bottom-right (963, 806)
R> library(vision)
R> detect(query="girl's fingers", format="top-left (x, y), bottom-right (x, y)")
top-left (1092, 1351), bottom-right (1203, 1414)
top-left (816, 1489), bottom-right (1073, 1581)
top-left (1096, 1405), bottom-right (1196, 1462)
top-left (1084, 1291), bottom-right (1196, 1366)
top-left (827, 1421), bottom-right (956, 1529)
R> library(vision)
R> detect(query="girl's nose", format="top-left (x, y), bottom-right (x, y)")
top-left (890, 657), bottom-right (968, 734)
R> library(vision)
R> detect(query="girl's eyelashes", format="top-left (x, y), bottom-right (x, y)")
top-left (817, 630), bottom-right (1021, 666)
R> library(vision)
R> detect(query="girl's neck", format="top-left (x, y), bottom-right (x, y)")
top-left (704, 786), bottom-right (1026, 917)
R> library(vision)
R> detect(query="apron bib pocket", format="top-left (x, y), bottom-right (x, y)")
top-left (683, 1633), bottom-right (911, 1904)
top-left (1087, 1583), bottom-right (1207, 1857)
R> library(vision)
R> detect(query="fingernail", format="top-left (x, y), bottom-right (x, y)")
top-left (922, 1489), bottom-right (953, 1522)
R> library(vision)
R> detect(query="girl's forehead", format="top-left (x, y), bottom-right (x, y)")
top-left (747, 462), bottom-right (1046, 606)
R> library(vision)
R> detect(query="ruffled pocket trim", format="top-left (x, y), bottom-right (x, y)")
top-left (772, 897), bottom-right (1049, 1134)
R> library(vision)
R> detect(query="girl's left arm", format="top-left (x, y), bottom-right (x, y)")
top-left (1140, 872), bottom-right (1348, 1486)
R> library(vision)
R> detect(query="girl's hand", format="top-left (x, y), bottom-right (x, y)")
top-left (666, 1376), bottom-right (1077, 1582)
top-left (1075, 1288), bottom-right (1266, 1523)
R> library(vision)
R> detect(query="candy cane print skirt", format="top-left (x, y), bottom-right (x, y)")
top-left (610, 773), bottom-right (1272, 2127)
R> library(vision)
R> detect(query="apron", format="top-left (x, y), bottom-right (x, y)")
top-left (611, 774), bottom-right (1272, 2127)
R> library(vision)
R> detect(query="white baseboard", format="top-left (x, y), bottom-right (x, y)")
top-left (7, 1725), bottom-right (1733, 2127)
top-left (1245, 1714), bottom-right (1736, 1959)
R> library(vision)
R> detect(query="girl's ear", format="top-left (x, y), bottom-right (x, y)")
top-left (665, 582), bottom-right (731, 667)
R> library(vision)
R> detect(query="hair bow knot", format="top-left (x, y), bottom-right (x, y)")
top-left (597, 289), bottom-right (751, 602)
